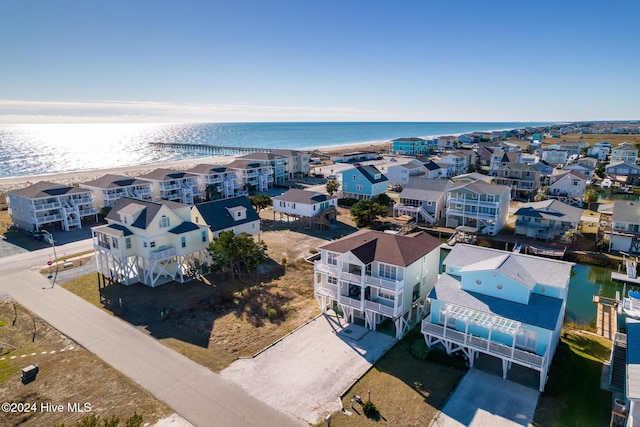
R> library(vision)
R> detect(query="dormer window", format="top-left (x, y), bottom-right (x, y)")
top-left (374, 174), bottom-right (381, 179)
top-left (159, 215), bottom-right (170, 228)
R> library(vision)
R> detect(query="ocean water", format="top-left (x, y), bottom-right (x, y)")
top-left (0, 121), bottom-right (554, 178)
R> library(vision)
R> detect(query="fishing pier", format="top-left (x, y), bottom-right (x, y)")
top-left (149, 142), bottom-right (273, 156)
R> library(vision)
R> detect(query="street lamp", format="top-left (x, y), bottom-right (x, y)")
top-left (41, 229), bottom-right (58, 288)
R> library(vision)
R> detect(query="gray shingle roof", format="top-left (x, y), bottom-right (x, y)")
top-left (106, 197), bottom-right (186, 230)
top-left (319, 229), bottom-right (441, 267)
top-left (429, 273), bottom-right (563, 330)
top-left (185, 164), bottom-right (233, 174)
top-left (399, 178), bottom-right (451, 201)
top-left (356, 165), bottom-right (388, 184)
top-left (612, 200), bottom-right (640, 224)
top-left (273, 189), bottom-right (337, 204)
top-left (225, 159), bottom-right (266, 170)
top-left (137, 168), bottom-right (198, 181)
top-left (443, 244), bottom-right (574, 290)
top-left (193, 196), bottom-right (259, 232)
top-left (81, 174), bottom-right (150, 189)
top-left (514, 199), bottom-right (583, 224)
top-left (9, 181), bottom-right (91, 198)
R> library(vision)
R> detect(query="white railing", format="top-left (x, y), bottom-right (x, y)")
top-left (316, 285), bottom-right (337, 299)
top-left (32, 201), bottom-right (61, 211)
top-left (364, 275), bottom-right (403, 292)
top-left (80, 208), bottom-right (98, 216)
top-left (421, 318), bottom-right (544, 369)
top-left (150, 247), bottom-right (177, 261)
top-left (160, 183), bottom-right (181, 191)
top-left (314, 261), bottom-right (339, 276)
top-left (34, 214), bottom-right (63, 223)
top-left (338, 295), bottom-right (363, 310)
top-left (365, 299), bottom-right (400, 317)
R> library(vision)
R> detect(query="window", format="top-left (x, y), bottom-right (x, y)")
top-left (476, 279), bottom-right (482, 285)
top-left (195, 216), bottom-right (199, 224)
top-left (280, 201), bottom-right (285, 207)
top-left (201, 230), bottom-right (207, 242)
top-left (125, 237), bottom-right (131, 250)
top-left (572, 180), bottom-right (580, 186)
top-left (251, 223), bottom-right (256, 230)
top-left (150, 241), bottom-right (156, 248)
top-left (159, 215), bottom-right (170, 228)
top-left (181, 236), bottom-right (186, 248)
top-left (112, 237), bottom-right (119, 249)
top-left (516, 329), bottom-right (537, 351)
top-left (143, 242), bottom-right (147, 248)
top-left (486, 194), bottom-right (495, 202)
top-left (327, 276), bottom-right (338, 285)
top-left (379, 263), bottom-right (397, 280)
top-left (379, 289), bottom-right (395, 301)
top-left (237, 211), bottom-right (241, 217)
top-left (353, 175), bottom-right (357, 181)
top-left (327, 252), bottom-right (338, 266)
top-left (356, 184), bottom-right (363, 191)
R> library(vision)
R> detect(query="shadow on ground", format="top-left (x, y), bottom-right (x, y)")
top-left (98, 261), bottom-right (294, 349)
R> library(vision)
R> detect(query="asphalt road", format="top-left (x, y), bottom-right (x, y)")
top-left (0, 241), bottom-right (304, 427)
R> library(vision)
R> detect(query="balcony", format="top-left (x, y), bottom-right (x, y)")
top-left (421, 316), bottom-right (544, 369)
top-left (34, 214), bottom-right (63, 223)
top-left (365, 299), bottom-right (402, 317)
top-left (337, 294), bottom-right (363, 310)
top-left (79, 208), bottom-right (99, 216)
top-left (31, 201), bottom-right (61, 211)
top-left (160, 183), bottom-right (181, 191)
top-left (316, 283), bottom-right (338, 299)
top-left (364, 274), bottom-right (403, 292)
top-left (447, 197), bottom-right (499, 208)
top-left (150, 247), bottom-right (177, 261)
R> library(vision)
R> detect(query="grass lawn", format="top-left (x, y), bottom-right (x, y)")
top-left (0, 301), bottom-right (171, 426)
top-left (533, 329), bottom-right (612, 427)
top-left (326, 328), bottom-right (466, 427)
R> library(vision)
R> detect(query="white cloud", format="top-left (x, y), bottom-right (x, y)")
top-left (0, 99), bottom-right (379, 123)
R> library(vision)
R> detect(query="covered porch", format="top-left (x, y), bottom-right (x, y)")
top-left (421, 304), bottom-right (550, 391)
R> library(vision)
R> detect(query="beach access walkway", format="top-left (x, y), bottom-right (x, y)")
top-left (0, 243), bottom-right (303, 427)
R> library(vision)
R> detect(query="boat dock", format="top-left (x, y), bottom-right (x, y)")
top-left (149, 142), bottom-right (273, 156)
top-left (593, 295), bottom-right (617, 340)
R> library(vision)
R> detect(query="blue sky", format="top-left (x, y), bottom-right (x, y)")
top-left (1, 0), bottom-right (639, 123)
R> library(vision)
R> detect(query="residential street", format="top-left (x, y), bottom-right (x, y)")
top-left (0, 242), bottom-right (304, 427)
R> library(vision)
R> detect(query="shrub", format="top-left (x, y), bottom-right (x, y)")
top-left (309, 247), bottom-right (318, 254)
top-left (410, 339), bottom-right (430, 360)
top-left (267, 308), bottom-right (278, 319)
top-left (362, 400), bottom-right (379, 418)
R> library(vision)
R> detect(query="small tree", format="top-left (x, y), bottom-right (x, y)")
top-left (248, 194), bottom-right (272, 212)
top-left (583, 188), bottom-right (598, 211)
top-left (205, 184), bottom-right (221, 201)
top-left (326, 179), bottom-right (340, 196)
top-left (350, 200), bottom-right (386, 228)
top-left (372, 193), bottom-right (392, 207)
top-left (208, 231), bottom-right (268, 278)
top-left (99, 206), bottom-right (112, 218)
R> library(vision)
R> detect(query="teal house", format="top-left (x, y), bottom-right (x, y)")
top-left (391, 137), bottom-right (437, 156)
top-left (421, 244), bottom-right (574, 391)
top-left (340, 165), bottom-right (389, 200)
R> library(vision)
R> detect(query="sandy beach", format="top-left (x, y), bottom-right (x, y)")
top-left (0, 140), bottom-right (391, 195)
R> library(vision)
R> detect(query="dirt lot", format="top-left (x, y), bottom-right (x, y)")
top-left (0, 301), bottom-right (171, 426)
top-left (62, 207), bottom-right (358, 373)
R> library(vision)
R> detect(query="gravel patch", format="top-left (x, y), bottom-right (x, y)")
top-left (221, 314), bottom-right (396, 424)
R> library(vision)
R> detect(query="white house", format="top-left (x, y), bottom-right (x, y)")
top-left (386, 159), bottom-right (428, 189)
top-left (80, 174), bottom-right (153, 209)
top-left (587, 145), bottom-right (609, 161)
top-left (226, 159), bottom-right (274, 192)
top-left (540, 148), bottom-right (568, 166)
top-left (314, 229), bottom-right (442, 338)
top-left (137, 169), bottom-right (202, 205)
top-left (445, 180), bottom-right (511, 235)
top-left (92, 197), bottom-right (210, 287)
top-left (422, 160), bottom-right (443, 179)
top-left (238, 152), bottom-right (287, 183)
top-left (598, 200), bottom-right (640, 253)
top-left (272, 189), bottom-right (337, 228)
top-left (422, 244), bottom-right (574, 391)
top-left (8, 181), bottom-right (98, 231)
top-left (489, 151), bottom-right (522, 175)
top-left (438, 150), bottom-right (475, 176)
top-left (271, 149), bottom-right (311, 179)
top-left (185, 164), bottom-right (239, 199)
top-left (394, 178), bottom-right (452, 225)
top-left (191, 196), bottom-right (261, 240)
top-left (549, 170), bottom-right (588, 205)
top-left (611, 142), bottom-right (639, 164)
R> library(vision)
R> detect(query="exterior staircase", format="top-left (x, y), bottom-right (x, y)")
top-left (609, 333), bottom-right (627, 392)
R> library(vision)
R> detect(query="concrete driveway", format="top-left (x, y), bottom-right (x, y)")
top-left (430, 369), bottom-right (539, 427)
top-left (221, 314), bottom-right (397, 424)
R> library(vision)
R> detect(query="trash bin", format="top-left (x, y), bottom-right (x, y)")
top-left (21, 364), bottom-right (39, 384)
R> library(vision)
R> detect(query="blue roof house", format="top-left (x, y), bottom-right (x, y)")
top-left (421, 244), bottom-right (574, 391)
top-left (340, 166), bottom-right (389, 200)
